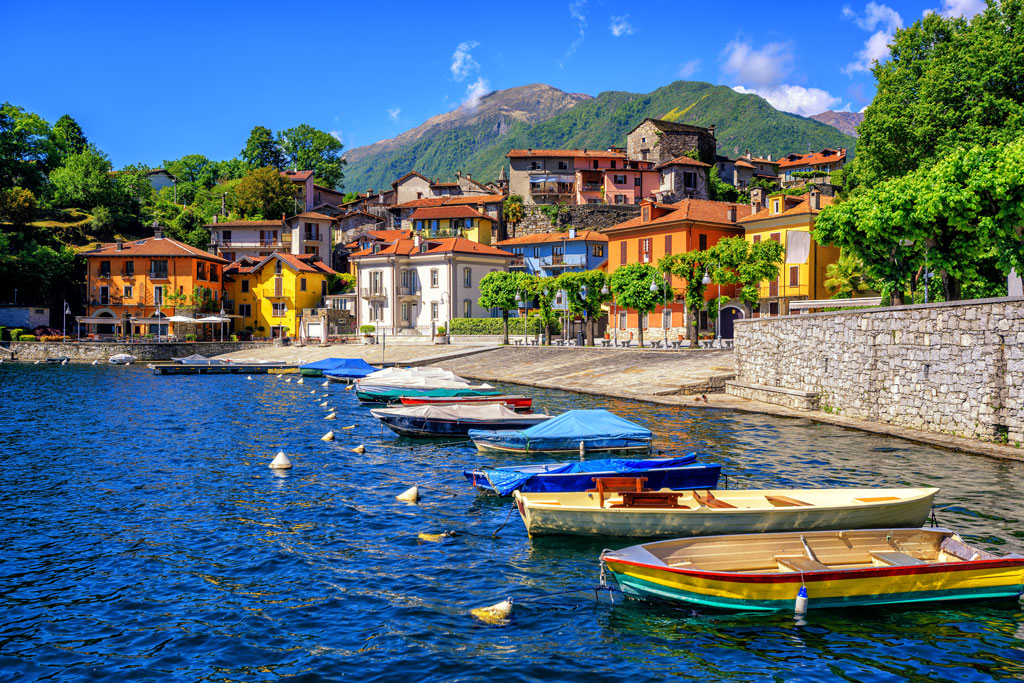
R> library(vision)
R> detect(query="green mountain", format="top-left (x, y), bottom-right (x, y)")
top-left (342, 81), bottom-right (856, 192)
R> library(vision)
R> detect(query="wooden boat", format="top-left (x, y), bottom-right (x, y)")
top-left (108, 353), bottom-right (137, 365)
top-left (601, 527), bottom-right (1024, 611)
top-left (46, 356), bottom-right (70, 364)
top-left (370, 403), bottom-right (550, 437)
top-left (464, 455), bottom-right (720, 495)
top-left (356, 385), bottom-right (500, 402)
top-left (512, 485), bottom-right (939, 538)
top-left (470, 409), bottom-right (653, 456)
top-left (398, 395), bottom-right (533, 412)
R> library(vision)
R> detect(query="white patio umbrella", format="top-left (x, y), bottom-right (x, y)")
top-left (197, 315), bottom-right (230, 341)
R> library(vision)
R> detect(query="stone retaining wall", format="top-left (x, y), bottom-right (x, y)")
top-left (730, 297), bottom-right (1024, 445)
top-left (511, 205), bottom-right (642, 237)
top-left (6, 341), bottom-right (268, 362)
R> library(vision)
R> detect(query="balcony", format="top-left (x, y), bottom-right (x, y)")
top-left (98, 271), bottom-right (112, 280)
top-left (148, 270), bottom-right (169, 280)
top-left (360, 287), bottom-right (387, 299)
top-left (581, 183), bottom-right (602, 193)
top-left (90, 296), bottom-right (123, 306)
top-left (303, 232), bottom-right (322, 242)
top-left (540, 254), bottom-right (587, 268)
top-left (398, 286), bottom-right (420, 300)
top-left (508, 255), bottom-right (526, 268)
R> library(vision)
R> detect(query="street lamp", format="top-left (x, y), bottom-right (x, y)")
top-left (702, 266), bottom-right (722, 346)
top-left (439, 291), bottom-right (450, 344)
top-left (602, 284), bottom-right (612, 346)
top-left (650, 275), bottom-right (668, 347)
top-left (580, 285), bottom-right (589, 346)
top-left (515, 291), bottom-right (527, 346)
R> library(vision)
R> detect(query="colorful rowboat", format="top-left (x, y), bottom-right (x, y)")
top-left (470, 409), bottom-right (653, 456)
top-left (601, 527), bottom-right (1024, 611)
top-left (370, 403), bottom-right (550, 437)
top-left (356, 385), bottom-right (501, 403)
top-left (398, 395), bottom-right (533, 412)
top-left (512, 486), bottom-right (939, 538)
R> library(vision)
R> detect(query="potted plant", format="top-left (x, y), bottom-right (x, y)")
top-left (360, 324), bottom-right (376, 344)
top-left (435, 325), bottom-right (448, 344)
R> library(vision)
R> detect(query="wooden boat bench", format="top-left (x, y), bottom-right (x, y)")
top-left (694, 490), bottom-right (736, 509)
top-left (765, 495), bottom-right (812, 508)
top-left (589, 477), bottom-right (648, 508)
top-left (775, 554), bottom-right (829, 572)
top-left (612, 491), bottom-right (690, 509)
top-left (870, 550), bottom-right (925, 567)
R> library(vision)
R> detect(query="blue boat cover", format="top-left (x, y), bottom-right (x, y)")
top-left (309, 358), bottom-right (376, 378)
top-left (468, 409), bottom-right (653, 453)
top-left (479, 454), bottom-right (697, 496)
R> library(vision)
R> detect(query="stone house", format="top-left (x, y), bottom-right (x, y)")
top-left (506, 148), bottom-right (658, 206)
top-left (653, 155), bottom-right (711, 203)
top-left (779, 148), bottom-right (847, 188)
top-left (625, 119), bottom-right (717, 166)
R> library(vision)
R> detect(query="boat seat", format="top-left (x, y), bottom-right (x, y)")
top-left (870, 550), bottom-right (925, 567)
top-left (940, 536), bottom-right (998, 561)
top-left (854, 496), bottom-right (900, 503)
top-left (775, 554), bottom-right (829, 572)
top-left (765, 495), bottom-right (811, 507)
top-left (693, 490), bottom-right (736, 509)
top-left (610, 491), bottom-right (690, 509)
top-left (589, 477), bottom-right (648, 508)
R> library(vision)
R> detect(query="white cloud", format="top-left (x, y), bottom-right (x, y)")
top-left (721, 40), bottom-right (793, 88)
top-left (559, 0), bottom-right (588, 68)
top-left (329, 130), bottom-right (343, 143)
top-left (463, 77), bottom-right (490, 110)
top-left (609, 15), bottom-right (634, 37)
top-left (841, 3), bottom-right (903, 75)
top-left (924, 0), bottom-right (986, 16)
top-left (451, 41), bottom-right (480, 81)
top-left (387, 107), bottom-right (401, 122)
top-left (677, 59), bottom-right (701, 78)
top-left (732, 85), bottom-right (841, 117)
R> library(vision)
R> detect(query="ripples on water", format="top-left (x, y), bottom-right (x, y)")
top-left (0, 364), bottom-right (1022, 682)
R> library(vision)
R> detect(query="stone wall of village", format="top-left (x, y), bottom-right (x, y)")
top-left (729, 297), bottom-right (1024, 446)
top-left (7, 340), bottom-right (270, 362)
top-left (510, 205), bottom-right (641, 238)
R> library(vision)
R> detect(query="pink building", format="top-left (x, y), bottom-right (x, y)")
top-left (506, 149), bottom-right (659, 205)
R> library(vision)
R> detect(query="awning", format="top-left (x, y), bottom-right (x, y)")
top-left (168, 315), bottom-right (198, 323)
top-left (75, 316), bottom-right (123, 324)
top-left (131, 317), bottom-right (172, 324)
top-left (196, 316), bottom-right (230, 323)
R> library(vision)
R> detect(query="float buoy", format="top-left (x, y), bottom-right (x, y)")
top-left (396, 485), bottom-right (418, 502)
top-left (795, 585), bottom-right (808, 615)
top-left (471, 599), bottom-right (513, 624)
top-left (319, 401), bottom-right (328, 407)
top-left (418, 530), bottom-right (455, 542)
top-left (345, 385), bottom-right (353, 391)
top-left (342, 424), bottom-right (355, 430)
top-left (34, 360), bottom-right (40, 365)
top-left (296, 378), bottom-right (304, 385)
top-left (325, 412), bottom-right (336, 420)
top-left (352, 444), bottom-right (366, 454)
top-left (247, 376), bottom-right (253, 380)
top-left (321, 430), bottom-right (335, 441)
top-left (285, 377), bottom-right (292, 383)
top-left (321, 381), bottom-right (329, 387)
top-left (92, 359), bottom-right (99, 365)
top-left (269, 451), bottom-right (292, 469)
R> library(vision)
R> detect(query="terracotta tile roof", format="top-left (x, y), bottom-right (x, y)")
top-left (736, 194), bottom-right (834, 223)
top-left (409, 206), bottom-right (492, 221)
top-left (495, 230), bottom-right (607, 246)
top-left (282, 170), bottom-right (314, 181)
top-left (393, 193), bottom-right (505, 209)
top-left (204, 219), bottom-right (284, 228)
top-left (85, 235), bottom-right (228, 262)
top-left (227, 252), bottom-right (337, 276)
top-left (344, 229), bottom-right (413, 249)
top-left (605, 199), bottom-right (753, 232)
top-left (349, 237), bottom-right (514, 259)
top-left (288, 211), bottom-right (337, 222)
top-left (506, 149), bottom-right (625, 159)
top-left (655, 155), bottom-right (711, 169)
top-left (733, 159), bottom-right (755, 169)
top-left (778, 148), bottom-right (846, 169)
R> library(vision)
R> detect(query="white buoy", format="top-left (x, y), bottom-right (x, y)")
top-left (319, 401), bottom-right (328, 407)
top-left (92, 359), bottom-right (99, 365)
top-left (342, 424), bottom-right (356, 430)
top-left (321, 392), bottom-right (328, 397)
top-left (34, 360), bottom-right (40, 365)
top-left (321, 430), bottom-right (335, 441)
top-left (321, 380), bottom-right (329, 387)
top-left (352, 444), bottom-right (365, 454)
top-left (794, 585), bottom-right (808, 615)
top-left (62, 359), bottom-right (69, 365)
top-left (471, 599), bottom-right (513, 624)
top-left (247, 376), bottom-right (253, 380)
top-left (296, 378), bottom-right (304, 385)
top-left (345, 384), bottom-right (353, 391)
top-left (579, 440), bottom-right (585, 461)
top-left (310, 389), bottom-right (316, 394)
top-left (269, 451), bottom-right (292, 469)
top-left (396, 485), bottom-right (419, 502)
top-left (285, 377), bottom-right (292, 383)
top-left (325, 412), bottom-right (336, 420)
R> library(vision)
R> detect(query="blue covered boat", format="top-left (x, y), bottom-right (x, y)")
top-left (469, 409), bottom-right (653, 456)
top-left (302, 358), bottom-right (377, 378)
top-left (464, 455), bottom-right (721, 495)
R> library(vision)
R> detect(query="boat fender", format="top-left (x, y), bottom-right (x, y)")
top-left (92, 359), bottom-right (99, 365)
top-left (794, 585), bottom-right (808, 615)
top-left (34, 360), bottom-right (40, 364)
top-left (579, 440), bottom-right (585, 461)
top-left (342, 425), bottom-right (356, 430)
top-left (321, 381), bottom-right (330, 387)
top-left (471, 599), bottom-right (513, 624)
top-left (296, 378), bottom-right (304, 385)
top-left (345, 385), bottom-right (353, 391)
top-left (352, 444), bottom-right (366, 454)
top-left (321, 430), bottom-right (335, 442)
top-left (321, 393), bottom-right (329, 398)
top-left (285, 378), bottom-right (292, 383)
top-left (396, 485), bottom-right (419, 502)
top-left (325, 412), bottom-right (337, 420)
top-left (319, 401), bottom-right (328, 407)
top-left (269, 451), bottom-right (293, 469)
top-left (62, 359), bottom-right (68, 365)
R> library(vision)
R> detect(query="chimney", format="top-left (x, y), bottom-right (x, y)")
top-left (767, 153), bottom-right (773, 161)
top-left (115, 239), bottom-right (123, 251)
top-left (727, 206), bottom-right (736, 222)
top-left (414, 234), bottom-right (422, 248)
top-left (456, 170), bottom-right (461, 178)
top-left (151, 220), bottom-right (163, 239)
top-left (750, 187), bottom-right (765, 212)
top-left (809, 188), bottom-right (821, 211)
top-left (568, 227), bottom-right (577, 239)
top-left (466, 174), bottom-right (471, 180)
top-left (745, 148), bottom-right (750, 159)
top-left (282, 213), bottom-right (286, 220)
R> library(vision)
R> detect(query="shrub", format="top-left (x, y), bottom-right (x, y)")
top-left (9, 328), bottom-right (24, 340)
top-left (435, 325), bottom-right (447, 336)
top-left (448, 317), bottom-right (557, 335)
top-left (40, 335), bottom-right (67, 342)
top-left (18, 334), bottom-right (37, 341)
top-left (230, 334), bottom-right (238, 341)
top-left (359, 324), bottom-right (375, 334)
top-left (185, 334), bottom-right (197, 341)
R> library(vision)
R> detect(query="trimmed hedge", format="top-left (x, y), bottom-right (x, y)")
top-left (449, 317), bottom-right (561, 335)
top-left (18, 334), bottom-right (37, 341)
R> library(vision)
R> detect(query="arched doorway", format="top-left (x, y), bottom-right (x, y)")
top-left (719, 306), bottom-right (744, 339)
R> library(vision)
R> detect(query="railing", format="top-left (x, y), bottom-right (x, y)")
top-left (89, 297), bottom-right (123, 306)
top-left (304, 232), bottom-right (321, 241)
top-left (98, 271), bottom-right (111, 279)
top-left (398, 286), bottom-right (421, 297)
top-left (148, 270), bottom-right (169, 279)
top-left (581, 183), bottom-right (602, 193)
top-left (360, 287), bottom-right (387, 298)
top-left (540, 254), bottom-right (586, 267)
top-left (509, 255), bottom-right (525, 267)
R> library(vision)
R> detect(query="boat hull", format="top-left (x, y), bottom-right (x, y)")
top-left (466, 463), bottom-right (722, 495)
top-left (399, 395), bottom-right (533, 412)
top-left (356, 387), bottom-right (501, 402)
top-left (372, 413), bottom-right (548, 438)
top-left (472, 441), bottom-right (652, 457)
top-left (514, 488), bottom-right (938, 538)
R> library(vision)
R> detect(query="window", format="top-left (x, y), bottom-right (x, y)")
top-left (620, 241), bottom-right (627, 265)
top-left (613, 174), bottom-right (626, 185)
top-left (259, 230), bottom-right (278, 246)
top-left (463, 299), bottom-right (472, 317)
top-left (634, 176), bottom-right (641, 187)
top-left (275, 260), bottom-right (283, 274)
top-left (592, 244), bottom-right (604, 258)
top-left (699, 234), bottom-right (707, 251)
top-left (241, 279), bottom-right (250, 293)
top-left (771, 199), bottom-right (780, 214)
top-left (210, 266), bottom-right (219, 282)
top-left (683, 171), bottom-right (697, 189)
top-left (430, 269), bottom-right (439, 288)
top-left (322, 280), bottom-right (327, 296)
top-left (430, 219), bottom-right (439, 232)
top-left (640, 238), bottom-right (651, 263)
top-left (592, 160), bottom-right (599, 170)
top-left (530, 161), bottom-right (540, 170)
top-left (123, 261), bottom-right (134, 277)
top-left (239, 304), bottom-right (251, 317)
top-left (197, 262), bottom-right (206, 280)
top-left (150, 260), bottom-right (168, 279)
top-left (615, 194), bottom-right (626, 204)
top-left (123, 285), bottom-right (133, 299)
top-left (618, 312), bottom-right (626, 329)
top-left (463, 268), bottom-right (471, 287)
top-left (153, 285), bottom-right (163, 305)
top-left (464, 218), bottom-right (472, 229)
top-left (789, 266), bottom-right (799, 287)
top-left (305, 246), bottom-right (319, 257)
top-left (272, 302), bottom-right (287, 317)
top-left (99, 260), bottom-right (110, 278)
top-left (431, 302), bottom-right (439, 320)
top-left (401, 302), bottom-right (410, 322)
top-left (533, 247), bottom-right (540, 257)
top-left (401, 270), bottom-right (410, 287)
top-left (222, 230), bottom-right (232, 243)
top-left (641, 137), bottom-right (647, 143)
top-left (753, 234), bottom-right (762, 244)
top-left (770, 232), bottom-right (781, 243)
top-left (610, 160), bottom-right (616, 169)
top-left (300, 278), bottom-right (307, 292)
top-left (304, 222), bottom-right (318, 240)
top-left (99, 285), bottom-right (109, 305)
top-left (642, 205), bottom-right (650, 222)
top-left (558, 161), bottom-right (568, 170)
top-left (665, 235), bottom-right (672, 255)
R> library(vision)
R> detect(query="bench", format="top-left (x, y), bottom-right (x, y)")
top-left (650, 340), bottom-right (663, 349)
top-left (775, 554), bottom-right (829, 572)
top-left (600, 339), bottom-right (611, 347)
top-left (670, 340), bottom-right (683, 349)
top-left (513, 339), bottom-right (523, 346)
top-left (528, 339), bottom-right (539, 346)
top-left (613, 491), bottom-right (690, 509)
top-left (699, 339), bottom-right (714, 349)
top-left (588, 476), bottom-right (648, 508)
top-left (765, 495), bottom-right (812, 508)
top-left (870, 550), bottom-right (925, 567)
top-left (693, 490), bottom-right (736, 509)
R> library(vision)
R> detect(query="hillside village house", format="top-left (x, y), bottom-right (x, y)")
top-left (144, 169), bottom-right (178, 193)
top-left (349, 235), bottom-right (514, 336)
top-left (79, 227), bottom-right (227, 339)
top-left (391, 171), bottom-right (494, 204)
top-left (738, 187), bottom-right (839, 316)
top-left (224, 252), bottom-right (337, 340)
top-left (206, 211), bottom-right (334, 263)
top-left (779, 148), bottom-right (847, 188)
top-left (604, 198), bottom-right (753, 340)
top-left (390, 193), bottom-right (506, 238)
top-left (408, 205), bottom-right (494, 244)
top-left (728, 152), bottom-right (780, 189)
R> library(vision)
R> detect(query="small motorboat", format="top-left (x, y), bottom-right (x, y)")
top-left (601, 527), bottom-right (1024, 611)
top-left (46, 356), bottom-right (71, 364)
top-left (398, 395), bottom-right (533, 412)
top-left (464, 455), bottom-right (720, 495)
top-left (370, 403), bottom-right (551, 437)
top-left (355, 365), bottom-right (499, 402)
top-left (108, 354), bottom-right (137, 365)
top-left (512, 485), bottom-right (939, 538)
top-left (172, 354), bottom-right (225, 366)
top-left (470, 409), bottom-right (653, 456)
top-left (302, 358), bottom-right (377, 378)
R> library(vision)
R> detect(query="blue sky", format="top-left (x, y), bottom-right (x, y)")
top-left (0, 0), bottom-right (986, 172)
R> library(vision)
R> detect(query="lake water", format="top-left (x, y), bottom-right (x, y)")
top-left (1, 364), bottom-right (1022, 682)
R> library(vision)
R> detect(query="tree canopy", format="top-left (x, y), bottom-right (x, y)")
top-left (478, 270), bottom-right (532, 344)
top-left (608, 263), bottom-right (672, 348)
top-left (241, 126), bottom-right (286, 170)
top-left (554, 270), bottom-right (610, 345)
top-left (47, 149), bottom-right (118, 210)
top-left (707, 236), bottom-right (784, 315)
top-left (234, 166), bottom-right (295, 220)
top-left (278, 124), bottom-right (346, 189)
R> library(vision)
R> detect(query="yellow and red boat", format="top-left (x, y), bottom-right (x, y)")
top-left (601, 527), bottom-right (1024, 611)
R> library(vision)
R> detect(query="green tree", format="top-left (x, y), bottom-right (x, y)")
top-left (167, 205), bottom-right (210, 250)
top-left (241, 125), bottom-right (286, 170)
top-left (51, 114), bottom-right (88, 163)
top-left (165, 154), bottom-right (220, 189)
top-left (659, 252), bottom-right (711, 347)
top-left (342, 191), bottom-right (360, 203)
top-left (824, 251), bottom-right (874, 299)
top-left (525, 275), bottom-right (560, 341)
top-left (327, 272), bottom-right (356, 294)
top-left (0, 186), bottom-right (37, 223)
top-left (707, 236), bottom-right (785, 318)
top-left (503, 194), bottom-right (525, 236)
top-left (554, 270), bottom-right (610, 346)
top-left (47, 149), bottom-right (118, 209)
top-left (235, 166), bottom-right (295, 219)
top-left (707, 165), bottom-right (739, 203)
top-left (478, 270), bottom-right (531, 344)
top-left (0, 102), bottom-right (53, 192)
top-left (608, 263), bottom-right (672, 348)
top-left (849, 4), bottom-right (1024, 189)
top-left (278, 124), bottom-right (346, 189)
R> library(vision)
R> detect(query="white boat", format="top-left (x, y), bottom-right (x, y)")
top-left (512, 486), bottom-right (939, 538)
top-left (370, 403), bottom-right (550, 437)
top-left (108, 354), bottom-right (137, 365)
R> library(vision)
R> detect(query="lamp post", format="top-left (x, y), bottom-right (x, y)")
top-left (650, 275), bottom-right (668, 347)
top-left (601, 284), bottom-right (611, 346)
top-left (702, 265), bottom-right (721, 346)
top-left (439, 291), bottom-right (450, 344)
top-left (580, 284), bottom-right (589, 346)
top-left (515, 290), bottom-right (527, 346)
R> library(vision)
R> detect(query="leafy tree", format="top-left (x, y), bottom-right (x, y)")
top-left (706, 236), bottom-right (784, 318)
top-left (241, 125), bottom-right (285, 170)
top-left (503, 194), bottom-right (525, 236)
top-left (90, 205), bottom-right (114, 239)
top-left (554, 270), bottom-right (610, 346)
top-left (328, 272), bottom-right (356, 294)
top-left (165, 154), bottom-right (220, 189)
top-left (824, 251), bottom-right (874, 299)
top-left (477, 270), bottom-right (531, 344)
top-left (51, 114), bottom-right (88, 163)
top-left (278, 124), bottom-right (346, 189)
top-left (0, 187), bottom-right (37, 223)
top-left (849, 3), bottom-right (1024, 189)
top-left (659, 252), bottom-right (710, 347)
top-left (342, 191), bottom-right (360, 203)
top-left (115, 163), bottom-right (154, 215)
top-left (0, 102), bottom-right (53, 192)
top-left (608, 263), bottom-right (672, 348)
top-left (707, 165), bottom-right (739, 203)
top-left (234, 166), bottom-right (294, 219)
top-left (48, 149), bottom-right (118, 209)
top-left (12, 243), bottom-right (79, 308)
top-left (525, 275), bottom-right (560, 341)
top-left (218, 158), bottom-right (250, 181)
top-left (167, 205), bottom-right (210, 250)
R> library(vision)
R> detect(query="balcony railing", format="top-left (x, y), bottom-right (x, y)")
top-left (581, 183), bottom-right (602, 193)
top-left (360, 287), bottom-right (387, 299)
top-left (508, 255), bottom-right (525, 268)
top-left (90, 297), bottom-right (123, 306)
top-left (540, 254), bottom-right (586, 268)
top-left (148, 270), bottom-right (169, 279)
top-left (398, 286), bottom-right (420, 298)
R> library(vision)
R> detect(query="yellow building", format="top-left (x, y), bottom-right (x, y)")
top-left (409, 206), bottom-right (493, 245)
top-left (737, 188), bottom-right (840, 316)
top-left (225, 252), bottom-right (337, 339)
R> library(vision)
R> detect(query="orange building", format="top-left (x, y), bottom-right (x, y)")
top-left (79, 226), bottom-right (228, 338)
top-left (604, 198), bottom-right (753, 339)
